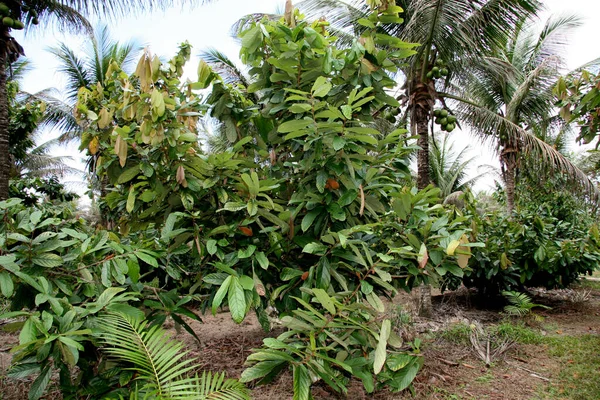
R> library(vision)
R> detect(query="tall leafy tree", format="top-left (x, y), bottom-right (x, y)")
top-left (0, 0), bottom-right (205, 200)
top-left (452, 14), bottom-right (599, 212)
top-left (299, 0), bottom-right (541, 189)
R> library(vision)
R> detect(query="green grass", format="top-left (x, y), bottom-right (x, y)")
top-left (543, 335), bottom-right (600, 399)
top-left (575, 279), bottom-right (600, 291)
top-left (435, 323), bottom-right (472, 345)
top-left (493, 322), bottom-right (544, 345)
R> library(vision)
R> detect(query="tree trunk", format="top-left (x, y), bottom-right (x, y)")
top-left (411, 80), bottom-right (435, 316)
top-left (0, 33), bottom-right (9, 201)
top-left (411, 80), bottom-right (435, 190)
top-left (416, 105), bottom-right (431, 190)
top-left (501, 143), bottom-right (518, 214)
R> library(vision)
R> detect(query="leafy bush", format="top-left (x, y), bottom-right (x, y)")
top-left (0, 198), bottom-right (200, 399)
top-left (464, 188), bottom-right (600, 295)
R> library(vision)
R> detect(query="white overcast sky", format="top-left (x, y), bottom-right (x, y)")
top-left (10, 0), bottom-right (600, 194)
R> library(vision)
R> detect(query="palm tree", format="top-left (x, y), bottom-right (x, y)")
top-left (47, 24), bottom-right (142, 143)
top-left (429, 133), bottom-right (484, 198)
top-left (0, 0), bottom-right (206, 200)
top-left (450, 14), bottom-right (599, 212)
top-left (299, 0), bottom-right (542, 189)
top-left (12, 137), bottom-right (79, 178)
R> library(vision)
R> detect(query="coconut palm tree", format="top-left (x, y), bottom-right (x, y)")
top-left (449, 14), bottom-right (599, 212)
top-left (47, 23), bottom-right (142, 143)
top-left (0, 0), bottom-right (207, 200)
top-left (299, 0), bottom-right (542, 189)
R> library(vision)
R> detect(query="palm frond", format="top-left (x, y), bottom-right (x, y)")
top-left (21, 89), bottom-right (81, 139)
top-left (47, 43), bottom-right (91, 101)
top-left (59, 0), bottom-right (211, 20)
top-left (444, 91), bottom-right (600, 203)
top-left (199, 48), bottom-right (249, 86)
top-left (98, 312), bottom-right (250, 400)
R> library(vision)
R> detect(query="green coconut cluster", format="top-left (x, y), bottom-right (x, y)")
top-left (0, 2), bottom-right (38, 30)
top-left (433, 108), bottom-right (457, 132)
top-left (426, 59), bottom-right (449, 80)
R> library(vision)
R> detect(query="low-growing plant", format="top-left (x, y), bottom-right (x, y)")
top-left (241, 291), bottom-right (423, 395)
top-left (97, 312), bottom-right (250, 400)
top-left (502, 291), bottom-right (550, 319)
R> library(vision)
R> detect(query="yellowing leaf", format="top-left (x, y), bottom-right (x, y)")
top-left (114, 135), bottom-right (127, 167)
top-left (135, 49), bottom-right (153, 92)
top-left (151, 89), bottom-right (165, 117)
top-left (88, 137), bottom-right (99, 155)
top-left (97, 108), bottom-right (112, 129)
top-left (417, 243), bottom-right (428, 269)
top-left (446, 240), bottom-right (460, 256)
top-left (374, 319), bottom-right (391, 375)
top-left (126, 187), bottom-right (135, 213)
top-left (176, 165), bottom-right (187, 187)
top-left (197, 60), bottom-right (212, 89)
top-left (457, 253), bottom-right (469, 269)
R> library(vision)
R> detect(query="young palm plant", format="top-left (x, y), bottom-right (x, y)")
top-left (429, 133), bottom-right (485, 199)
top-left (98, 312), bottom-right (250, 400)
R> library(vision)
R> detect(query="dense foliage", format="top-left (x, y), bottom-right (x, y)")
top-left (555, 70), bottom-right (600, 148)
top-left (64, 4), bottom-right (474, 398)
top-left (463, 185), bottom-right (600, 295)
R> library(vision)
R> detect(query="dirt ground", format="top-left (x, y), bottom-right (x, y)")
top-left (1, 282), bottom-right (599, 400)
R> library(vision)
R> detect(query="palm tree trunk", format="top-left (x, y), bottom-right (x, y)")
top-left (501, 144), bottom-right (518, 214)
top-left (416, 106), bottom-right (430, 190)
top-left (412, 80), bottom-right (434, 190)
top-left (0, 32), bottom-right (9, 201)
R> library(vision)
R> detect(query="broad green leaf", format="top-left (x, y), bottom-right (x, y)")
top-left (0, 272), bottom-right (14, 297)
top-left (293, 364), bottom-right (311, 400)
top-left (374, 319), bottom-right (391, 375)
top-left (338, 189), bottom-right (357, 207)
top-left (238, 245), bottom-right (257, 259)
top-left (117, 165), bottom-right (140, 184)
top-left (311, 76), bottom-right (332, 98)
top-left (311, 288), bottom-right (336, 314)
top-left (387, 353), bottom-right (414, 371)
top-left (31, 253), bottom-right (62, 268)
top-left (281, 268), bottom-right (304, 281)
top-left (134, 250), bottom-right (158, 268)
top-left (366, 291), bottom-right (385, 313)
top-left (301, 210), bottom-right (321, 233)
top-left (240, 360), bottom-right (286, 383)
top-left (255, 251), bottom-right (269, 270)
top-left (333, 136), bottom-right (346, 151)
top-left (241, 26), bottom-right (263, 53)
top-left (228, 276), bottom-right (246, 323)
top-left (206, 239), bottom-right (218, 255)
top-left (340, 104), bottom-right (352, 119)
top-left (278, 119), bottom-right (313, 133)
top-left (212, 275), bottom-right (232, 315)
top-left (391, 358), bottom-right (422, 391)
top-left (302, 242), bottom-right (328, 255)
top-left (28, 365), bottom-right (52, 400)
